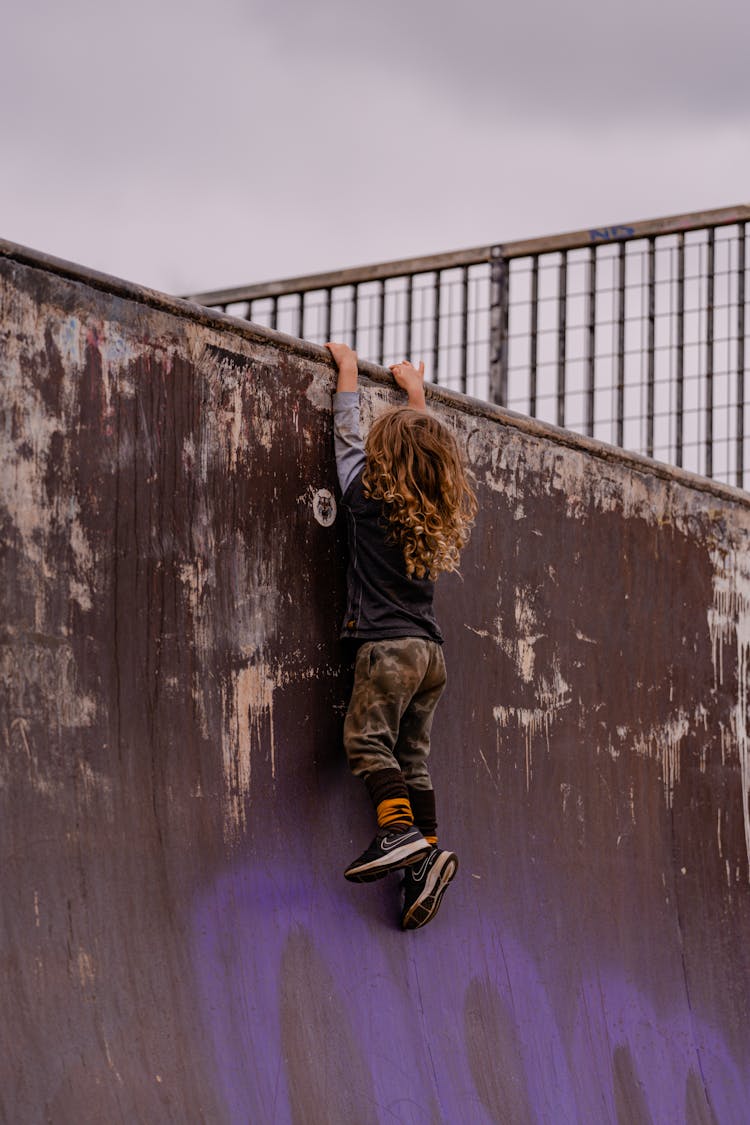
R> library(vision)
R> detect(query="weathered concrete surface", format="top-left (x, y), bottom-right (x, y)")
top-left (2, 240), bottom-right (750, 1124)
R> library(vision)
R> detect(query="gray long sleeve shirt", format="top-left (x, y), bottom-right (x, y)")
top-left (332, 392), bottom-right (442, 644)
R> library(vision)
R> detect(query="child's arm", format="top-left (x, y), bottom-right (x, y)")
top-left (389, 360), bottom-right (427, 412)
top-left (326, 342), bottom-right (366, 495)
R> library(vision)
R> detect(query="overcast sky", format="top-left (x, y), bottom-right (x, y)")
top-left (3, 0), bottom-right (749, 297)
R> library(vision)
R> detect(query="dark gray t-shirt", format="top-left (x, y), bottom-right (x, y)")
top-left (332, 392), bottom-right (443, 644)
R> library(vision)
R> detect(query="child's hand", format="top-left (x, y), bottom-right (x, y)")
top-left (325, 341), bottom-right (358, 392)
top-left (389, 360), bottom-right (427, 411)
top-left (325, 341), bottom-right (357, 369)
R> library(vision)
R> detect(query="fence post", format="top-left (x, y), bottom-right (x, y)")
top-left (489, 245), bottom-right (508, 406)
top-left (737, 224), bottom-right (746, 489)
top-left (558, 250), bottom-right (568, 428)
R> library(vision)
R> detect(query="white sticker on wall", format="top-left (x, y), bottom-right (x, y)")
top-left (312, 489), bottom-right (337, 527)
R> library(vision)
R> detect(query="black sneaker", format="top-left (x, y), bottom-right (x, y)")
top-left (401, 847), bottom-right (458, 930)
top-left (344, 826), bottom-right (431, 883)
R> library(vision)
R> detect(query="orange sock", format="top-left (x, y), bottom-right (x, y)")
top-left (376, 797), bottom-right (413, 830)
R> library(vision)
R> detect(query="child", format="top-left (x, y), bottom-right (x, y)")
top-left (325, 341), bottom-right (477, 930)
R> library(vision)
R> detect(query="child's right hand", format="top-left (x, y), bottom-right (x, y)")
top-left (325, 341), bottom-right (358, 392)
top-left (325, 342), bottom-right (357, 369)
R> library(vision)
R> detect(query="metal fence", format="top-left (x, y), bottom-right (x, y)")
top-left (187, 205), bottom-right (750, 489)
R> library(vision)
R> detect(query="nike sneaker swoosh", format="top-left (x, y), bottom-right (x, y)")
top-left (382, 833), bottom-right (417, 851)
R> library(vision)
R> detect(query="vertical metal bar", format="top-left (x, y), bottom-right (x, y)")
top-left (705, 228), bottom-right (715, 478)
top-left (738, 224), bottom-right (746, 488)
top-left (270, 296), bottom-right (278, 332)
top-left (489, 246), bottom-right (509, 406)
top-left (247, 300), bottom-right (254, 323)
top-left (377, 281), bottom-right (385, 366)
top-left (585, 248), bottom-right (596, 437)
top-left (324, 287), bottom-right (332, 343)
top-left (351, 284), bottom-right (359, 351)
top-left (460, 266), bottom-right (470, 395)
top-left (557, 251), bottom-right (567, 428)
top-left (405, 275), bottom-right (413, 360)
top-left (676, 233), bottom-right (685, 468)
top-left (432, 271), bottom-right (442, 382)
top-left (297, 292), bottom-right (305, 339)
top-left (616, 243), bottom-right (626, 448)
top-left (646, 238), bottom-right (656, 457)
top-left (529, 256), bottom-right (539, 417)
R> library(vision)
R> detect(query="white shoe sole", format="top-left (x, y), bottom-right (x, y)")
top-left (402, 852), bottom-right (459, 929)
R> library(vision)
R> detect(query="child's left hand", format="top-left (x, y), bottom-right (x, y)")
top-left (390, 360), bottom-right (426, 409)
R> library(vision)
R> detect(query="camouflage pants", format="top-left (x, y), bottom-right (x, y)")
top-left (343, 637), bottom-right (447, 790)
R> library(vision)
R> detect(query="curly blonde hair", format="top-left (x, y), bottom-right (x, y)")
top-left (362, 408), bottom-right (477, 580)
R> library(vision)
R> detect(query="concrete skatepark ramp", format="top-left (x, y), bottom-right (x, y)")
top-left (1, 240), bottom-right (750, 1123)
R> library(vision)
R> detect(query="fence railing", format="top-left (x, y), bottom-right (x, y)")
top-left (186, 204), bottom-right (750, 489)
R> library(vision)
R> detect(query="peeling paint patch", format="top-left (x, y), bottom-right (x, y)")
top-left (304, 375), bottom-right (334, 412)
top-left (708, 548), bottom-right (750, 878)
top-left (467, 585), bottom-right (546, 686)
top-left (494, 663), bottom-right (571, 788)
top-left (220, 662), bottom-right (277, 840)
top-left (227, 384), bottom-right (244, 470)
top-left (455, 408), bottom-right (744, 541)
top-left (76, 759), bottom-right (114, 814)
top-left (214, 654), bottom-right (337, 841)
top-left (633, 713), bottom-right (690, 808)
top-left (77, 948), bottom-right (96, 989)
top-left (1, 643), bottom-right (99, 804)
top-left (0, 287), bottom-right (104, 627)
top-left (103, 1038), bottom-right (124, 1084)
top-left (513, 587), bottom-right (542, 684)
